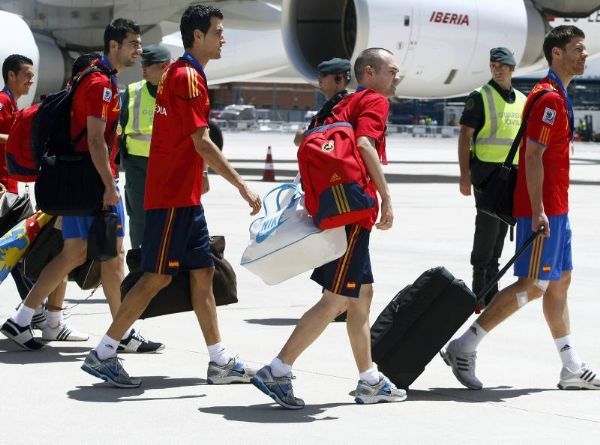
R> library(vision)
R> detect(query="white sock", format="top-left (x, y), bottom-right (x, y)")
top-left (11, 304), bottom-right (35, 327)
top-left (555, 335), bottom-right (583, 372)
top-left (46, 310), bottom-right (63, 329)
top-left (359, 365), bottom-right (380, 385)
top-left (270, 357), bottom-right (292, 377)
top-left (456, 322), bottom-right (487, 352)
top-left (95, 335), bottom-right (119, 360)
top-left (207, 342), bottom-right (233, 366)
top-left (121, 327), bottom-right (134, 340)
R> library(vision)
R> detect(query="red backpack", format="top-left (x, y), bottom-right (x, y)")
top-left (297, 122), bottom-right (375, 229)
top-left (6, 103), bottom-right (40, 182)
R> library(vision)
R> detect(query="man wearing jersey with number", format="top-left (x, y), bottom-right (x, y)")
top-left (442, 25), bottom-right (600, 391)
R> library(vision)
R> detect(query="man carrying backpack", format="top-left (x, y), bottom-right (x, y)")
top-left (1, 19), bottom-right (162, 353)
top-left (251, 48), bottom-right (407, 409)
top-left (0, 54), bottom-right (49, 326)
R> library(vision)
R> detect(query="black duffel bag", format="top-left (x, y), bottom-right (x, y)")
top-left (0, 189), bottom-right (34, 237)
top-left (121, 236), bottom-right (238, 319)
top-left (22, 216), bottom-right (101, 290)
top-left (35, 153), bottom-right (104, 216)
top-left (476, 90), bottom-right (549, 226)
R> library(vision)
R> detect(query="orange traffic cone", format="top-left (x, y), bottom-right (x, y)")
top-left (262, 145), bottom-right (276, 182)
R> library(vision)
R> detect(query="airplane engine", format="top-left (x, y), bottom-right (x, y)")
top-left (281, 0), bottom-right (555, 98)
top-left (0, 11), bottom-right (68, 107)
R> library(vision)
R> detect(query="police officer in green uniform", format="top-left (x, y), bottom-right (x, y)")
top-left (293, 57), bottom-right (351, 146)
top-left (119, 44), bottom-right (170, 248)
top-left (458, 47), bottom-right (526, 305)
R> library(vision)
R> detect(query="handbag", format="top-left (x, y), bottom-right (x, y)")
top-left (0, 188), bottom-right (35, 237)
top-left (34, 152), bottom-right (105, 216)
top-left (476, 90), bottom-right (549, 226)
top-left (120, 236), bottom-right (238, 319)
top-left (22, 217), bottom-right (101, 290)
top-left (87, 208), bottom-right (119, 261)
top-left (240, 178), bottom-right (348, 285)
top-left (0, 211), bottom-right (53, 283)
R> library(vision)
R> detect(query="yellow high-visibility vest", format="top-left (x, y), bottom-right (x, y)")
top-left (124, 80), bottom-right (155, 157)
top-left (474, 84), bottom-right (526, 164)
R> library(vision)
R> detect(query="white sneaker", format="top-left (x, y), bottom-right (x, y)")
top-left (440, 339), bottom-right (483, 390)
top-left (42, 323), bottom-right (89, 342)
top-left (558, 363), bottom-right (600, 390)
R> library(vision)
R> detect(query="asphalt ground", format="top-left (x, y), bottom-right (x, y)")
top-left (0, 132), bottom-right (599, 444)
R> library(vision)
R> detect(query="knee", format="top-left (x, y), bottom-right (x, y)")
top-left (319, 291), bottom-right (348, 315)
top-left (144, 273), bottom-right (172, 291)
top-left (59, 244), bottom-right (87, 268)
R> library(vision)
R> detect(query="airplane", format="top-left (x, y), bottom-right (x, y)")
top-left (1, 0), bottom-right (600, 110)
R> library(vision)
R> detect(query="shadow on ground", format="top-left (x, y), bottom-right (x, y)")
top-left (0, 342), bottom-right (89, 363)
top-left (410, 386), bottom-right (552, 403)
top-left (198, 402), bottom-right (355, 423)
top-left (68, 375), bottom-right (208, 402)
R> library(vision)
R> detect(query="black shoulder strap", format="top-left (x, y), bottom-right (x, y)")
top-left (70, 64), bottom-right (117, 153)
top-left (503, 89), bottom-right (551, 167)
top-left (309, 90), bottom-right (349, 129)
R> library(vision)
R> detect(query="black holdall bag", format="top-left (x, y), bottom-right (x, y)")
top-left (33, 65), bottom-right (114, 216)
top-left (370, 228), bottom-right (544, 390)
top-left (22, 216), bottom-right (101, 290)
top-left (0, 187), bottom-right (35, 237)
top-left (87, 208), bottom-right (119, 261)
top-left (120, 236), bottom-right (238, 319)
top-left (476, 90), bottom-right (549, 226)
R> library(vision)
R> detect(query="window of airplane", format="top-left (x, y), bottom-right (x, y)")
top-left (404, 16), bottom-right (410, 26)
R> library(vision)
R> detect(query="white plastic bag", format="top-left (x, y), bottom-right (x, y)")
top-left (241, 179), bottom-right (347, 285)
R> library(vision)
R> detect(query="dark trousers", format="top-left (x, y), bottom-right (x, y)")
top-left (11, 262), bottom-right (33, 301)
top-left (471, 188), bottom-right (509, 302)
top-left (124, 154), bottom-right (148, 249)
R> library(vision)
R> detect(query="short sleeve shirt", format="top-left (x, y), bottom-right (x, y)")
top-left (513, 79), bottom-right (570, 217)
top-left (144, 59), bottom-right (209, 210)
top-left (0, 89), bottom-right (20, 192)
top-left (70, 60), bottom-right (120, 177)
top-left (324, 88), bottom-right (389, 230)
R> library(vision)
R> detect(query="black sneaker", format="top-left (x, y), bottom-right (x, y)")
top-left (117, 329), bottom-right (164, 353)
top-left (1, 319), bottom-right (45, 350)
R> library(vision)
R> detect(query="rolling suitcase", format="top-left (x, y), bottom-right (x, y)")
top-left (371, 229), bottom-right (542, 390)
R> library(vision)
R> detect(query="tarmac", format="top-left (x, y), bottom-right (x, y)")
top-left (1, 132), bottom-right (599, 444)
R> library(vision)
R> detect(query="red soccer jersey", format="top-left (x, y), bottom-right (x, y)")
top-left (0, 89), bottom-right (20, 192)
top-left (513, 79), bottom-right (570, 217)
top-left (324, 88), bottom-right (389, 230)
top-left (70, 60), bottom-right (120, 177)
top-left (144, 59), bottom-right (209, 210)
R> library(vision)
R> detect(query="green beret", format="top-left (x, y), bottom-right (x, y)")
top-left (489, 47), bottom-right (516, 67)
top-left (317, 57), bottom-right (351, 78)
top-left (141, 44), bottom-right (171, 64)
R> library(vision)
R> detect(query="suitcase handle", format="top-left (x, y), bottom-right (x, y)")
top-left (477, 226), bottom-right (545, 302)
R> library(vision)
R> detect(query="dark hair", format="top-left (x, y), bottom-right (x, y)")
top-left (543, 25), bottom-right (585, 65)
top-left (354, 47), bottom-right (393, 82)
top-left (180, 3), bottom-right (223, 49)
top-left (71, 53), bottom-right (102, 81)
top-left (103, 18), bottom-right (141, 54)
top-left (2, 54), bottom-right (33, 84)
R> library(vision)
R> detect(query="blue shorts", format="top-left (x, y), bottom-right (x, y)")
top-left (141, 205), bottom-right (214, 275)
top-left (514, 214), bottom-right (573, 281)
top-left (62, 188), bottom-right (126, 240)
top-left (311, 224), bottom-right (373, 298)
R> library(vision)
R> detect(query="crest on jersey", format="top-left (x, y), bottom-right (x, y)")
top-left (542, 107), bottom-right (556, 125)
top-left (103, 87), bottom-right (112, 102)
